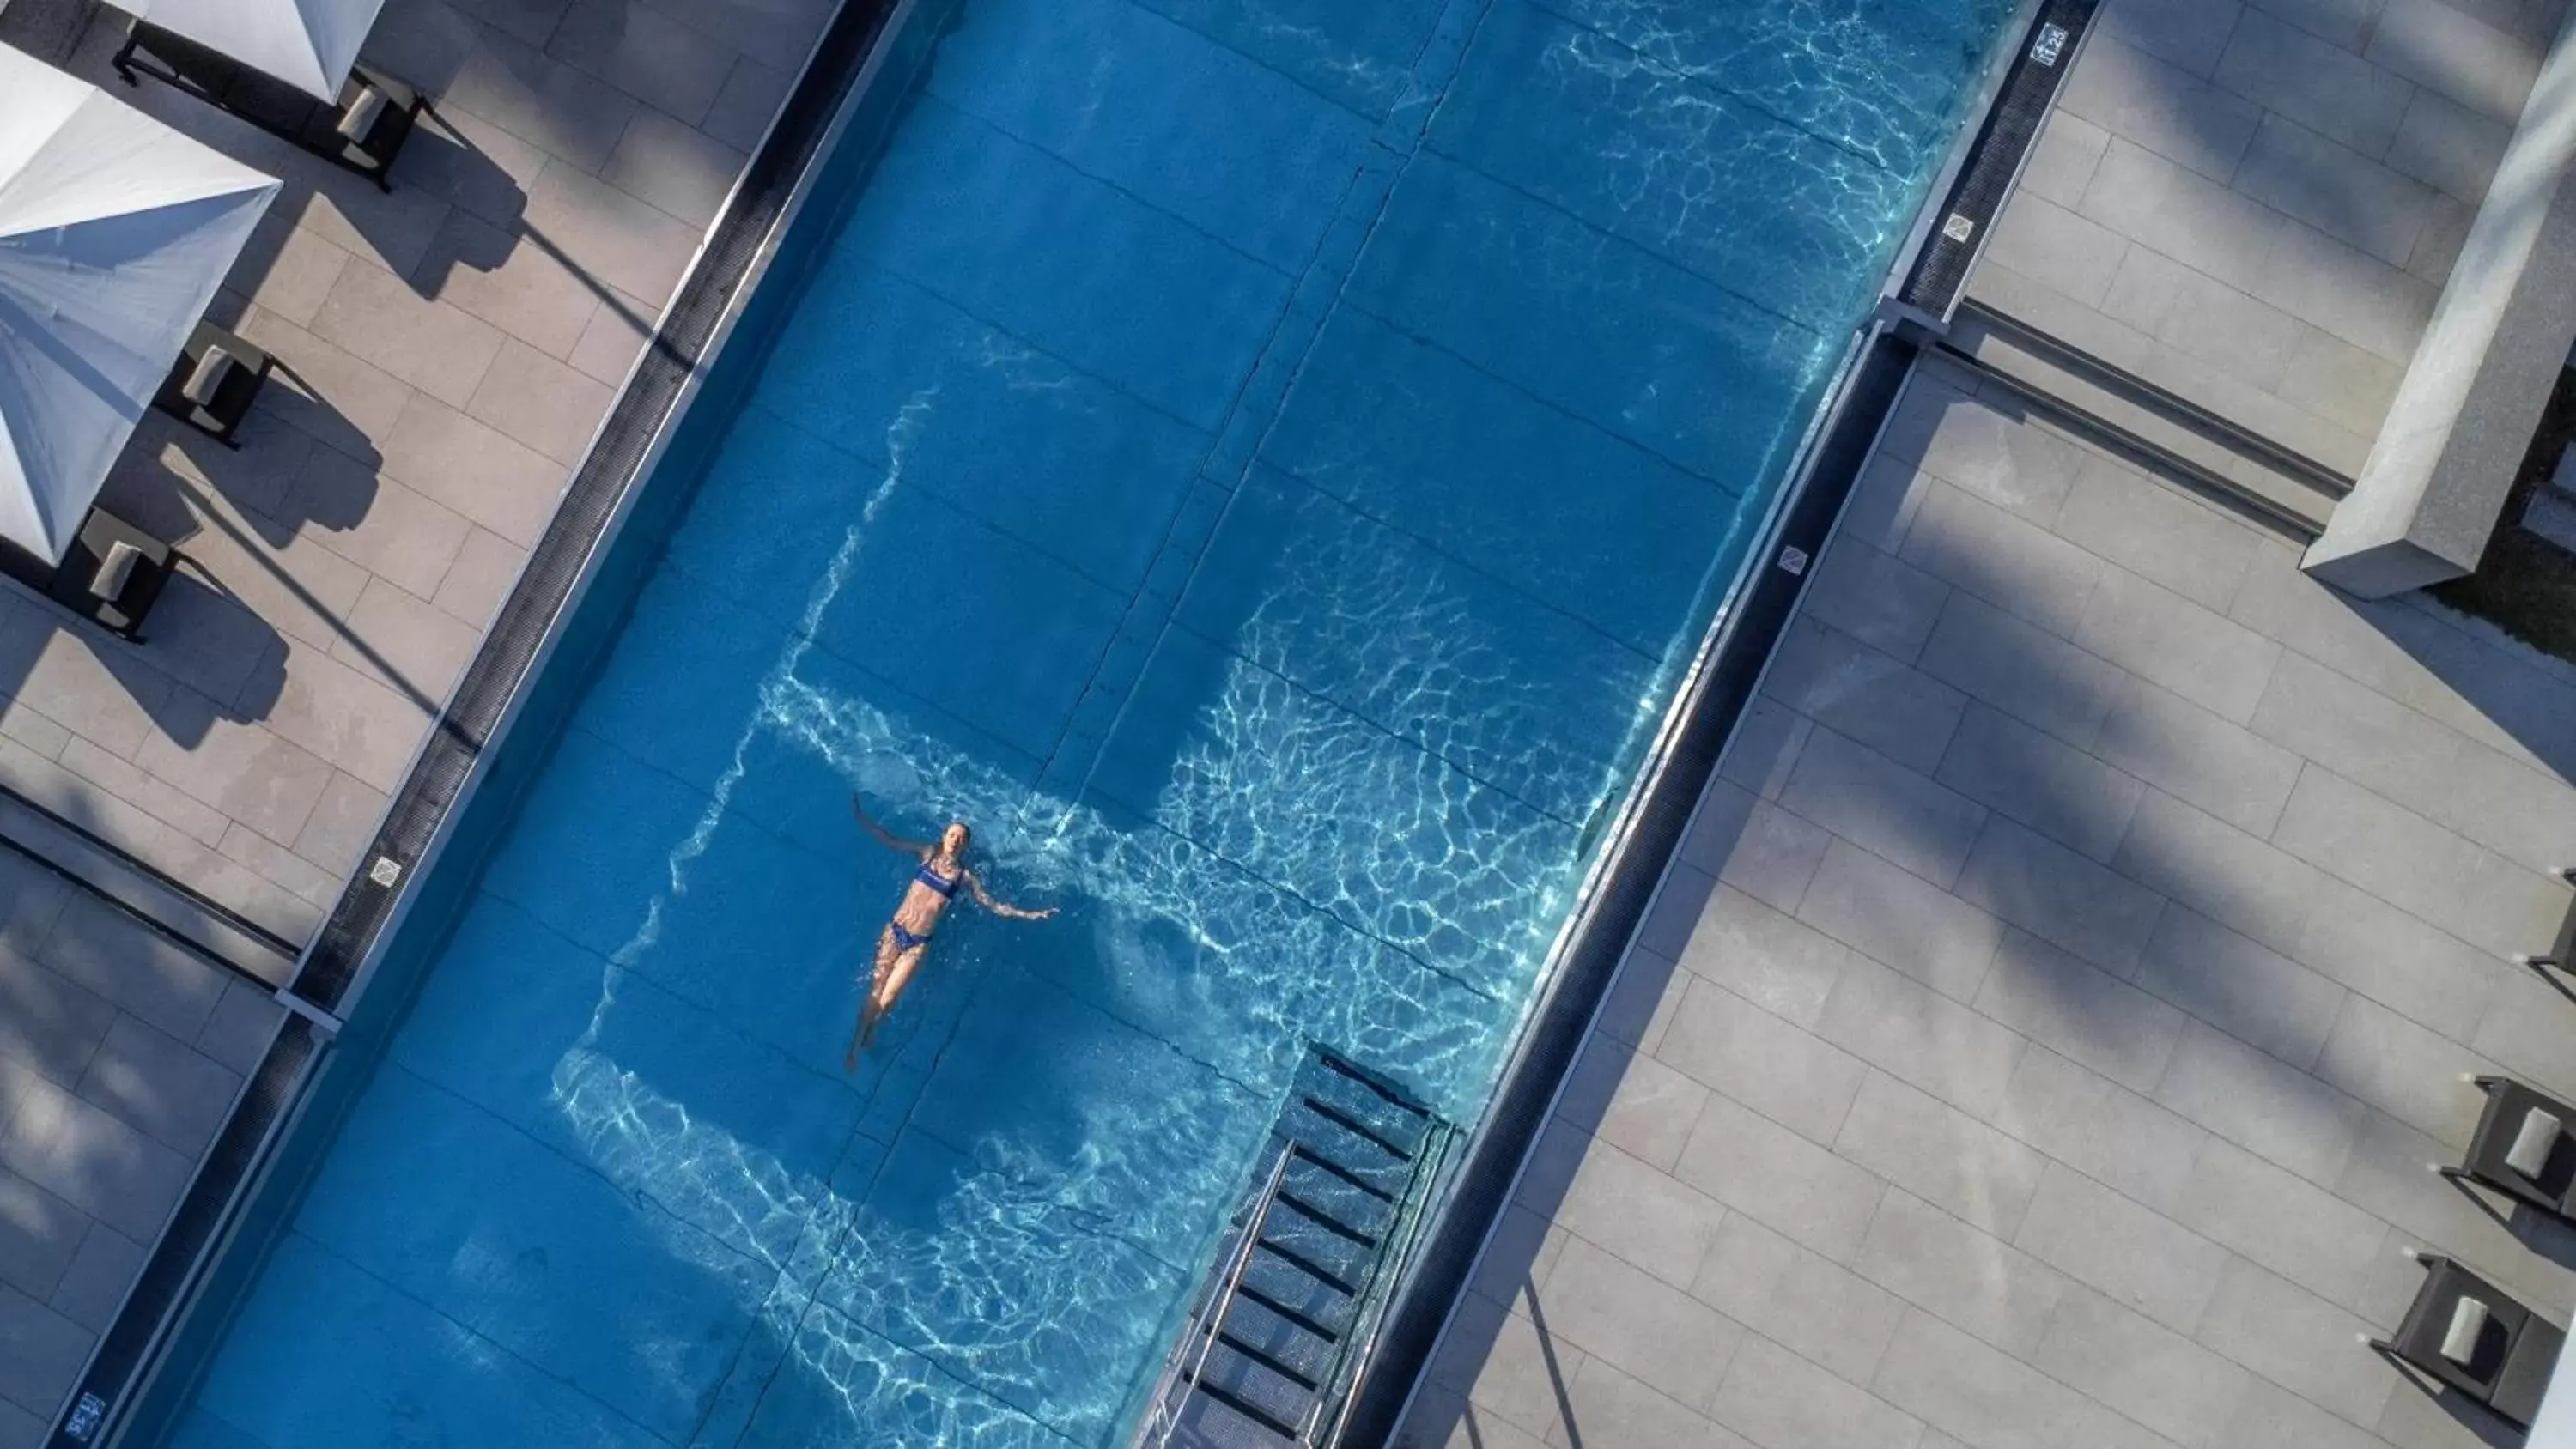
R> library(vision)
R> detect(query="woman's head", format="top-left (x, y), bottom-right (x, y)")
top-left (939, 822), bottom-right (972, 858)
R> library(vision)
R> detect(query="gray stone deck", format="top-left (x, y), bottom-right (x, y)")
top-left (0, 0), bottom-right (821, 1436)
top-left (0, 0), bottom-right (823, 953)
top-left (1971, 0), bottom-right (2564, 475)
top-left (1399, 355), bottom-right (2576, 1449)
top-left (0, 847), bottom-right (283, 1446)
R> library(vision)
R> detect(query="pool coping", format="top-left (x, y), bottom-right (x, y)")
top-left (1339, 6), bottom-right (2070, 1437)
top-left (64, 0), bottom-right (939, 1439)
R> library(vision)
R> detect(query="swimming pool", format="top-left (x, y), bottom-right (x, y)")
top-left (167, 0), bottom-right (2013, 1442)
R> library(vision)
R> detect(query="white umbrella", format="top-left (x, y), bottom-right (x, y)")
top-left (0, 46), bottom-right (277, 564)
top-left (132, 0), bottom-right (385, 101)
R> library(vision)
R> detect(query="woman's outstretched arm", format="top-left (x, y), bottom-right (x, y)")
top-left (851, 795), bottom-right (933, 856)
top-left (968, 872), bottom-right (1055, 920)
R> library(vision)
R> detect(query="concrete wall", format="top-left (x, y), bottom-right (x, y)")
top-left (2306, 4), bottom-right (2576, 595)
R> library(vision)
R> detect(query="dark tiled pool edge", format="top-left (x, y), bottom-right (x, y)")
top-left (64, 0), bottom-right (939, 1439)
top-left (1900, 0), bottom-right (2100, 318)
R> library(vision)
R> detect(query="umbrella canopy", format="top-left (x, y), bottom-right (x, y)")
top-left (0, 48), bottom-right (277, 564)
top-left (134, 0), bottom-right (386, 100)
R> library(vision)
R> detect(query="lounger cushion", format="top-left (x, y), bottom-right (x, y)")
top-left (2510, 1109), bottom-right (2561, 1179)
top-left (2444, 1297), bottom-right (2493, 1367)
top-left (179, 347), bottom-right (234, 406)
top-left (336, 85), bottom-right (386, 141)
top-left (88, 540), bottom-right (140, 602)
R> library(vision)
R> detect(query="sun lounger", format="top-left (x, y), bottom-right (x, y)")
top-left (2372, 1254), bottom-right (2566, 1432)
top-left (112, 19), bottom-right (423, 191)
top-left (2444, 1076), bottom-right (2576, 1222)
top-left (0, 507), bottom-right (175, 641)
top-left (153, 322), bottom-right (270, 446)
top-left (2514, 866), bottom-right (2576, 973)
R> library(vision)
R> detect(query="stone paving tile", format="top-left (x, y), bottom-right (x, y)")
top-left (2194, 1258), bottom-right (2397, 1428)
top-left (45, 1222), bottom-right (143, 1337)
top-left (1545, 1133), bottom-right (1726, 1290)
top-left (1562, 1038), bottom-right (1706, 1172)
top-left (0, 945), bottom-right (117, 1089)
top-left (1836, 1071), bottom-right (2044, 1239)
top-left (1658, 978), bottom-right (1865, 1145)
top-left (1760, 620), bottom-right (1965, 775)
top-left (1854, 1187), bottom-right (2071, 1358)
top-left (2063, 34), bottom-right (2261, 183)
top-left (1708, 1332), bottom-right (1920, 1449)
top-left (466, 337), bottom-right (619, 466)
top-left (548, 0), bottom-right (735, 124)
top-left (1692, 1221), bottom-right (1906, 1387)
top-left (2113, 787), bottom-right (2326, 957)
top-left (2366, 0), bottom-right (2543, 121)
top-left (2215, 10), bottom-right (2414, 155)
top-left (2052, 456), bottom-right (2262, 614)
top-left (2076, 567), bottom-right (2283, 726)
top-left (1918, 591), bottom-right (2129, 751)
top-left (74, 1016), bottom-right (242, 1158)
top-left (1956, 815), bottom-right (2167, 977)
top-left (1796, 837), bottom-right (2003, 1003)
top-left (602, 108), bottom-right (749, 229)
top-left (2271, 764), bottom-right (2484, 931)
top-left (1975, 933), bottom-right (2187, 1094)
top-left (1818, 959), bottom-right (2028, 1120)
top-left (1801, 537), bottom-right (1951, 665)
top-left (1873, 1307), bottom-right (2176, 1449)
top-left (1992, 1044), bottom-right (2207, 1214)
top-left (309, 258), bottom-right (507, 409)
top-left (2309, 997), bottom-right (2496, 1149)
top-left (1674, 1092), bottom-right (1886, 1263)
top-left (0, 1283), bottom-right (89, 1433)
top-left (1935, 702), bottom-right (2145, 864)
top-left (2092, 676), bottom-right (2305, 840)
top-left (2173, 1137), bottom-right (2393, 1313)
top-left (0, 1072), bottom-right (191, 1245)
top-left (410, 209), bottom-right (606, 360)
top-left (1534, 1237), bottom-right (1744, 1416)
top-left (0, 1169), bottom-right (83, 1303)
top-left (2021, 111), bottom-right (2111, 208)
top-left (1900, 479), bottom-right (2105, 637)
top-left (1679, 784), bottom-right (1831, 915)
top-left (2131, 904), bottom-right (2347, 1070)
top-left (1553, 1355), bottom-right (1753, 1449)
top-left (378, 394), bottom-right (570, 548)
top-left (446, 27), bottom-right (641, 172)
top-left (1780, 726), bottom-right (1987, 888)
top-left (1903, 389), bottom-right (2087, 526)
top-left (2153, 1017), bottom-right (2372, 1187)
top-left (2014, 1162), bottom-right (2231, 1332)
top-left (433, 526), bottom-right (532, 627)
top-left (2033, 1285), bottom-right (2251, 1446)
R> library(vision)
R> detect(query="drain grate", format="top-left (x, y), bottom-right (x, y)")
top-left (1900, 0), bottom-right (2100, 318)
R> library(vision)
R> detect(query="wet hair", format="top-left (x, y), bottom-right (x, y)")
top-left (945, 822), bottom-right (972, 852)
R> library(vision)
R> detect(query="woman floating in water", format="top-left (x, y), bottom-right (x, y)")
top-left (846, 795), bottom-right (1054, 1069)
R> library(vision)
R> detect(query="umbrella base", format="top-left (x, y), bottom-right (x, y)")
top-left (113, 20), bottom-right (424, 191)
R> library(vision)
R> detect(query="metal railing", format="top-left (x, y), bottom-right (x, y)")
top-left (1303, 1122), bottom-right (1457, 1446)
top-left (1134, 1141), bottom-right (1299, 1449)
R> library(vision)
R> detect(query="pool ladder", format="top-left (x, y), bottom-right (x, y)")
top-left (1133, 1048), bottom-right (1456, 1448)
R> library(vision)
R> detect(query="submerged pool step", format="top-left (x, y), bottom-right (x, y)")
top-left (1133, 1046), bottom-right (1456, 1448)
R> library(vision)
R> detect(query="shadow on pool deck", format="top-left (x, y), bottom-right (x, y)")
top-left (1404, 357), bottom-right (2576, 1449)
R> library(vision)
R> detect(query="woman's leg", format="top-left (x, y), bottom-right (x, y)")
top-left (866, 946), bottom-right (928, 1043)
top-left (847, 930), bottom-right (906, 1071)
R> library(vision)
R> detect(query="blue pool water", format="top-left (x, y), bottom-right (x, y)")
top-left (173, 0), bottom-right (2011, 1443)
